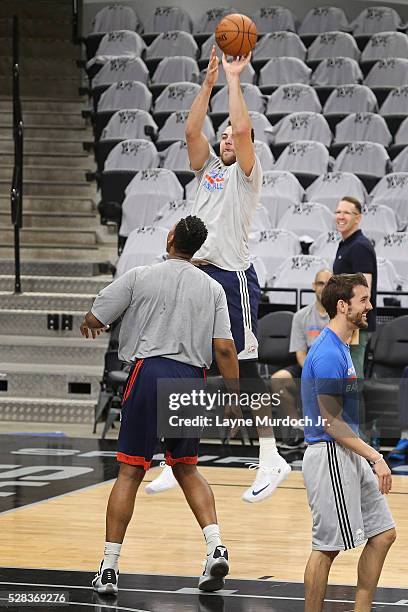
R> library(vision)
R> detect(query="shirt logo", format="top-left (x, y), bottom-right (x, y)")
top-left (203, 168), bottom-right (225, 191)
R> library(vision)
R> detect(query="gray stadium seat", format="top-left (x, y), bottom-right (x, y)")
top-left (361, 31), bottom-right (408, 61)
top-left (151, 57), bottom-right (200, 85)
top-left (100, 110), bottom-right (158, 142)
top-left (260, 170), bottom-right (305, 226)
top-left (394, 118), bottom-right (408, 145)
top-left (153, 199), bottom-right (192, 229)
top-left (120, 169), bottom-right (184, 237)
top-left (270, 255), bottom-right (331, 303)
top-left (351, 7), bottom-right (404, 35)
top-left (258, 57), bottom-right (311, 87)
top-left (91, 5), bottom-right (141, 34)
top-left (154, 83), bottom-right (201, 112)
top-left (308, 31), bottom-right (360, 61)
top-left (375, 232), bottom-right (408, 283)
top-left (370, 173), bottom-right (408, 230)
top-left (211, 84), bottom-right (265, 113)
top-left (104, 139), bottom-right (159, 171)
top-left (158, 110), bottom-right (215, 143)
top-left (217, 112), bottom-right (273, 144)
top-left (145, 31), bottom-right (198, 59)
top-left (360, 203), bottom-right (398, 245)
top-left (249, 229), bottom-right (302, 279)
top-left (251, 7), bottom-right (296, 33)
top-left (311, 57), bottom-right (363, 86)
top-left (273, 141), bottom-right (331, 177)
top-left (266, 84), bottom-right (322, 115)
top-left (277, 202), bottom-right (334, 241)
top-left (254, 140), bottom-right (275, 171)
top-left (160, 140), bottom-right (189, 170)
top-left (91, 57), bottom-right (149, 88)
top-left (272, 112), bottom-right (332, 146)
top-left (380, 86), bottom-right (408, 115)
top-left (306, 171), bottom-right (367, 211)
top-left (116, 226), bottom-right (168, 277)
top-left (391, 147), bottom-right (408, 173)
top-left (309, 230), bottom-right (341, 261)
top-left (86, 30), bottom-right (146, 69)
top-left (364, 59), bottom-right (408, 88)
top-left (333, 142), bottom-right (390, 177)
top-left (333, 112), bottom-right (392, 146)
top-left (144, 6), bottom-right (193, 33)
top-left (97, 80), bottom-right (152, 113)
top-left (194, 7), bottom-right (237, 33)
top-left (252, 32), bottom-right (306, 61)
top-left (298, 6), bottom-right (350, 35)
top-left (323, 84), bottom-right (378, 114)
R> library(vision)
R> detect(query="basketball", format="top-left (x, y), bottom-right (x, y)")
top-left (215, 13), bottom-right (257, 57)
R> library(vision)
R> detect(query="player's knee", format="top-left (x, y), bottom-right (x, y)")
top-left (271, 369), bottom-right (292, 380)
top-left (370, 528), bottom-right (397, 549)
top-left (172, 462), bottom-right (197, 480)
top-left (118, 463), bottom-right (145, 482)
top-left (323, 550), bottom-right (339, 562)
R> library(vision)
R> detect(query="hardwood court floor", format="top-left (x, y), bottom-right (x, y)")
top-left (1, 467), bottom-right (407, 588)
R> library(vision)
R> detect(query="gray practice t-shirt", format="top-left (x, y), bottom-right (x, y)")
top-left (289, 302), bottom-right (330, 353)
top-left (190, 152), bottom-right (263, 271)
top-left (91, 259), bottom-right (233, 367)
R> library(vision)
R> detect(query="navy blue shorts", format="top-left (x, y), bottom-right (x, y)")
top-left (117, 356), bottom-right (205, 470)
top-left (200, 264), bottom-right (261, 359)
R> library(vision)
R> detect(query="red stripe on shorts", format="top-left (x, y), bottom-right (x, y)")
top-left (117, 452), bottom-right (151, 470)
top-left (165, 452), bottom-right (198, 466)
top-left (122, 358), bottom-right (144, 404)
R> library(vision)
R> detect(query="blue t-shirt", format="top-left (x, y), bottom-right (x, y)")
top-left (301, 327), bottom-right (359, 443)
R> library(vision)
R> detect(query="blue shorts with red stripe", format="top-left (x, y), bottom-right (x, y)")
top-left (117, 356), bottom-right (205, 470)
top-left (199, 263), bottom-right (261, 359)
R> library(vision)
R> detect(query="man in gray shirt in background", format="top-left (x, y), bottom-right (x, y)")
top-left (80, 216), bottom-right (238, 595)
top-left (271, 268), bottom-right (332, 449)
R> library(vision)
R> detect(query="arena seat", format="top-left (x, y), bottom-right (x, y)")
top-left (145, 31), bottom-right (198, 59)
top-left (151, 57), bottom-right (200, 85)
top-left (143, 6), bottom-right (193, 34)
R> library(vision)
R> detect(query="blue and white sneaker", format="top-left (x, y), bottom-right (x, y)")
top-left (198, 545), bottom-right (229, 592)
top-left (242, 455), bottom-right (291, 503)
top-left (389, 438), bottom-right (408, 461)
top-left (92, 561), bottom-right (119, 595)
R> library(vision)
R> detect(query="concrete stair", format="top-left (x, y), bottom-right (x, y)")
top-left (0, 0), bottom-right (120, 426)
top-left (0, 211), bottom-right (98, 229)
top-left (0, 195), bottom-right (95, 213)
top-left (0, 398), bottom-right (96, 424)
top-left (0, 274), bottom-right (110, 293)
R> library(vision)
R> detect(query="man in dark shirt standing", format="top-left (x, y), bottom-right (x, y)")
top-left (333, 196), bottom-right (377, 383)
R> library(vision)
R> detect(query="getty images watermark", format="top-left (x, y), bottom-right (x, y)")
top-left (164, 389), bottom-right (327, 430)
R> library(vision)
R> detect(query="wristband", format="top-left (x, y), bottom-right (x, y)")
top-left (370, 454), bottom-right (383, 466)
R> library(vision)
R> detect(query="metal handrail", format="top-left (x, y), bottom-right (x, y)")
top-left (11, 15), bottom-right (23, 294)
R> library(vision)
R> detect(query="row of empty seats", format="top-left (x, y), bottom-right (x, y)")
top-left (89, 5), bottom-right (408, 36)
top-left (88, 54), bottom-right (408, 89)
top-left (93, 103), bottom-right (408, 147)
top-left (86, 29), bottom-right (408, 65)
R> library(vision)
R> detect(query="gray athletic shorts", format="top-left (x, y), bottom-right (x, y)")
top-left (302, 441), bottom-right (395, 551)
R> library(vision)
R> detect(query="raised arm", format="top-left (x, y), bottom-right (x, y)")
top-left (222, 52), bottom-right (255, 176)
top-left (185, 45), bottom-right (219, 170)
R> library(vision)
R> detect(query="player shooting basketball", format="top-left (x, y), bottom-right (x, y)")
top-left (147, 43), bottom-right (291, 503)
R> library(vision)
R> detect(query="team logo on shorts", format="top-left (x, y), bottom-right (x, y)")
top-left (203, 169), bottom-right (225, 191)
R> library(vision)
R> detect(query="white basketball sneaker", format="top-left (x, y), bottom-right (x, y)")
top-left (92, 562), bottom-right (119, 594)
top-left (145, 464), bottom-right (178, 495)
top-left (242, 455), bottom-right (291, 503)
top-left (198, 545), bottom-right (229, 592)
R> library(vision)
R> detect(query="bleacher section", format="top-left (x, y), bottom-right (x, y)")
top-left (78, 4), bottom-right (408, 436)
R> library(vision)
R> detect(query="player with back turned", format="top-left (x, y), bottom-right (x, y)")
top-left (147, 36), bottom-right (291, 503)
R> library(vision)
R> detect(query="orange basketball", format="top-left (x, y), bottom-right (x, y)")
top-left (215, 13), bottom-right (257, 57)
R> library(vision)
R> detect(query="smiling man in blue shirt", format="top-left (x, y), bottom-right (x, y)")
top-left (301, 273), bottom-right (395, 612)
